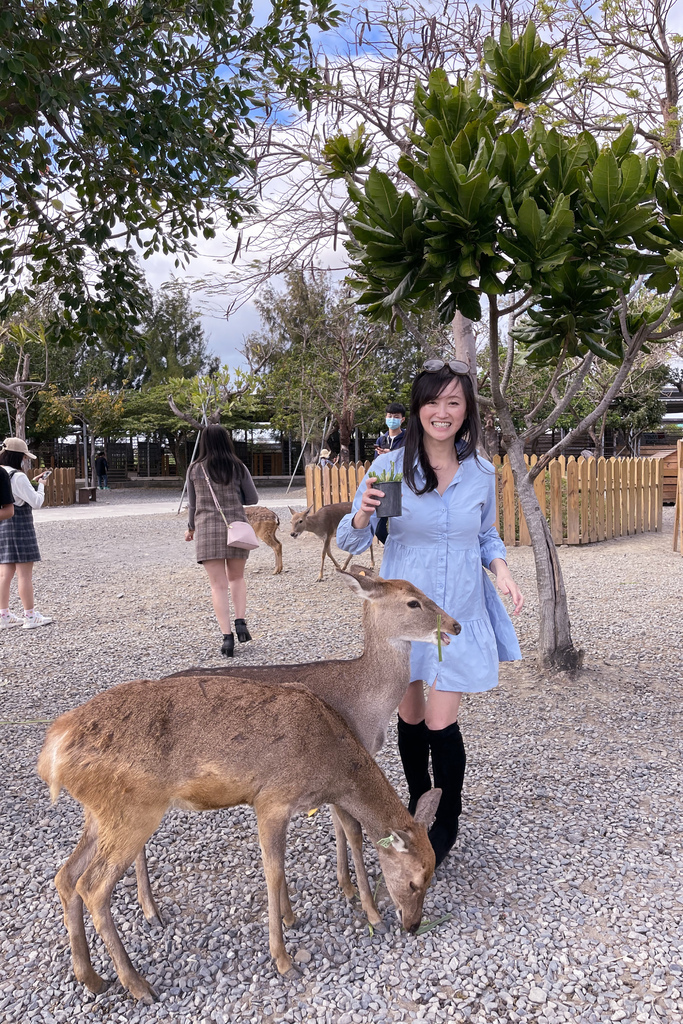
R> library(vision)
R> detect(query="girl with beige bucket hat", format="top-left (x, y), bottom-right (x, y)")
top-left (0, 438), bottom-right (53, 628)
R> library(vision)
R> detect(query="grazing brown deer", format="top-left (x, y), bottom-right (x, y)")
top-left (142, 568), bottom-right (461, 930)
top-left (38, 678), bottom-right (441, 1004)
top-left (289, 502), bottom-right (374, 580)
top-left (245, 505), bottom-right (283, 574)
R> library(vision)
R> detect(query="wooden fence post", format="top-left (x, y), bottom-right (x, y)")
top-left (339, 464), bottom-right (349, 502)
top-left (588, 457), bottom-right (597, 543)
top-left (578, 456), bottom-right (588, 543)
top-left (605, 458), bottom-right (614, 540)
top-left (518, 456), bottom-right (531, 546)
top-left (674, 440), bottom-right (683, 552)
top-left (549, 458), bottom-right (563, 544)
top-left (596, 457), bottom-right (606, 542)
top-left (493, 455), bottom-right (502, 535)
top-left (641, 458), bottom-right (650, 533)
top-left (502, 457), bottom-right (516, 546)
top-left (313, 465), bottom-right (323, 511)
top-left (322, 466), bottom-right (332, 507)
top-left (305, 465), bottom-right (314, 509)
top-left (567, 457), bottom-right (580, 545)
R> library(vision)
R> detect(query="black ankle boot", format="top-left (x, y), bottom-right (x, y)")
top-left (234, 618), bottom-right (252, 643)
top-left (427, 721), bottom-right (466, 867)
top-left (221, 633), bottom-right (235, 657)
top-left (397, 716), bottom-right (432, 815)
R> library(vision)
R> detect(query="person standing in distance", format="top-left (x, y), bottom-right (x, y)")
top-left (337, 361), bottom-right (523, 867)
top-left (185, 424), bottom-right (259, 657)
top-left (0, 437), bottom-right (53, 629)
top-left (374, 402), bottom-right (406, 455)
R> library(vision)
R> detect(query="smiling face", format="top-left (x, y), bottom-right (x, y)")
top-left (418, 376), bottom-right (467, 444)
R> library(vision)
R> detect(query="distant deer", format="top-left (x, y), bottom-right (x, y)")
top-left (289, 502), bottom-right (374, 580)
top-left (245, 505), bottom-right (283, 574)
top-left (140, 568), bottom-right (461, 930)
top-left (38, 677), bottom-right (442, 1004)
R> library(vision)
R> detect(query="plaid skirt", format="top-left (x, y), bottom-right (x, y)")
top-left (195, 509), bottom-right (249, 563)
top-left (0, 504), bottom-right (41, 563)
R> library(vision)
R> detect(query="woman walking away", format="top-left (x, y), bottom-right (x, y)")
top-left (185, 424), bottom-right (259, 657)
top-left (337, 360), bottom-right (524, 867)
top-left (0, 437), bottom-right (53, 629)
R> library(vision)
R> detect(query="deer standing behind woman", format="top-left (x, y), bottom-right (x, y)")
top-left (38, 676), bottom-right (441, 1004)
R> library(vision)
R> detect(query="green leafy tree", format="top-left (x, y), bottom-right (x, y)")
top-left (341, 22), bottom-right (683, 669)
top-left (0, 0), bottom-right (340, 343)
top-left (245, 270), bottom-right (423, 463)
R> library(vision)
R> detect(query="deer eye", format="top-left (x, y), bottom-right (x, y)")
top-left (407, 600), bottom-right (421, 609)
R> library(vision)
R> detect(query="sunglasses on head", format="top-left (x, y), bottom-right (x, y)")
top-left (423, 358), bottom-right (470, 375)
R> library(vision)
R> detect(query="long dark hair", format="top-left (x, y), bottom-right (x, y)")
top-left (196, 424), bottom-right (243, 486)
top-left (403, 366), bottom-right (483, 495)
top-left (0, 449), bottom-right (24, 471)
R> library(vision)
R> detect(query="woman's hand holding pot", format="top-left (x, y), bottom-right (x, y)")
top-left (352, 476), bottom-right (385, 530)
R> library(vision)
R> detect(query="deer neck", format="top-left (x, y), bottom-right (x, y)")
top-left (338, 766), bottom-right (413, 841)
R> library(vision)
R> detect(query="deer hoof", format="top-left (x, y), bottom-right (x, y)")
top-left (130, 976), bottom-right (159, 1004)
top-left (77, 967), bottom-right (110, 994)
top-left (370, 919), bottom-right (388, 935)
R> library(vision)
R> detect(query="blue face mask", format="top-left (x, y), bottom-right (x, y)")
top-left (386, 417), bottom-right (401, 429)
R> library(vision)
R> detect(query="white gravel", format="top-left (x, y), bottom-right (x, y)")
top-left (1, 492), bottom-right (681, 1023)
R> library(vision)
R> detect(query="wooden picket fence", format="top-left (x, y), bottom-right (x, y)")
top-left (674, 440), bottom-right (683, 555)
top-left (29, 467), bottom-right (76, 507)
top-left (492, 454), bottom-right (663, 546)
top-left (306, 454), bottom-right (664, 546)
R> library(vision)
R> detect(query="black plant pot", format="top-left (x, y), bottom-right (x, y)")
top-left (375, 481), bottom-right (402, 517)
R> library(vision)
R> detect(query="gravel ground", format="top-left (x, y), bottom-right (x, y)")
top-left (1, 494), bottom-right (681, 1024)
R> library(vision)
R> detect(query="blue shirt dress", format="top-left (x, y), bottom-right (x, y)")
top-left (337, 448), bottom-right (521, 694)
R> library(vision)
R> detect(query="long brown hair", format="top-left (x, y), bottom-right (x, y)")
top-left (196, 424), bottom-right (243, 486)
top-left (403, 367), bottom-right (482, 495)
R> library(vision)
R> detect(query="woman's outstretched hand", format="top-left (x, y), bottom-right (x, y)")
top-left (490, 559), bottom-right (524, 616)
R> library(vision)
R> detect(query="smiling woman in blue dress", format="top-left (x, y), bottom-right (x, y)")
top-left (337, 360), bottom-right (524, 867)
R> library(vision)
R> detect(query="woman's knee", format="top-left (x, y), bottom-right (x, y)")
top-left (226, 559), bottom-right (246, 583)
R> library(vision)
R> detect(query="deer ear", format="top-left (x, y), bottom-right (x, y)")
top-left (288, 506), bottom-right (299, 516)
top-left (413, 788), bottom-right (442, 827)
top-left (390, 830), bottom-right (410, 853)
top-left (338, 566), bottom-right (385, 600)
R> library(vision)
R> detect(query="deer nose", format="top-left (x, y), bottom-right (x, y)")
top-left (407, 920), bottom-right (421, 935)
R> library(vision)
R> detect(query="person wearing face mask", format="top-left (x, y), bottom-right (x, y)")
top-left (374, 402), bottom-right (406, 455)
top-left (0, 437), bottom-right (53, 629)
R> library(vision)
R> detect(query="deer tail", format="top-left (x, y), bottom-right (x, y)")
top-left (37, 724), bottom-right (69, 803)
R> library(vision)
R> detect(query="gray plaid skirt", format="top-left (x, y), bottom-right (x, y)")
top-left (0, 504), bottom-right (41, 563)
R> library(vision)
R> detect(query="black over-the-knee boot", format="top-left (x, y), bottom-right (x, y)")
top-left (427, 720), bottom-right (466, 867)
top-left (397, 716), bottom-right (432, 815)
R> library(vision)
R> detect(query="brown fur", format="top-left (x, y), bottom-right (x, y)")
top-left (245, 505), bottom-right (283, 574)
top-left (160, 567), bottom-right (460, 923)
top-left (37, 675), bottom-right (441, 1004)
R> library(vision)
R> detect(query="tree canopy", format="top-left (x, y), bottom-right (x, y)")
top-left (0, 0), bottom-right (340, 343)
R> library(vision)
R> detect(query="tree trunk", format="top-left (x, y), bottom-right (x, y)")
top-left (483, 408), bottom-right (498, 458)
top-left (506, 437), bottom-right (583, 671)
top-left (452, 312), bottom-right (478, 396)
top-left (339, 411), bottom-right (353, 465)
top-left (90, 432), bottom-right (97, 488)
top-left (14, 395), bottom-right (27, 440)
top-left (488, 295), bottom-right (582, 671)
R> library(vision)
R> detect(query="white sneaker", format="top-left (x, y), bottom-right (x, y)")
top-left (0, 612), bottom-right (22, 629)
top-left (22, 611), bottom-right (53, 629)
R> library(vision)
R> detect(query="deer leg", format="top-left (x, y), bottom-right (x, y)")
top-left (341, 552), bottom-right (353, 571)
top-left (279, 874), bottom-right (296, 929)
top-left (272, 536), bottom-right (283, 575)
top-left (369, 540), bottom-right (375, 569)
top-left (135, 847), bottom-right (162, 925)
top-left (256, 806), bottom-right (299, 976)
top-left (78, 814), bottom-right (164, 1004)
top-left (319, 537), bottom-right (342, 581)
top-left (55, 812), bottom-right (106, 995)
top-left (333, 807), bottom-right (385, 930)
top-left (330, 805), bottom-right (355, 900)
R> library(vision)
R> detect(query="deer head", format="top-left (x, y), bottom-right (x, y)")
top-left (339, 567), bottom-right (461, 645)
top-left (289, 505), bottom-right (314, 537)
top-left (375, 789), bottom-right (442, 933)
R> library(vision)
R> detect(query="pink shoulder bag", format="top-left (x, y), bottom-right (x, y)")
top-left (201, 466), bottom-right (259, 550)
